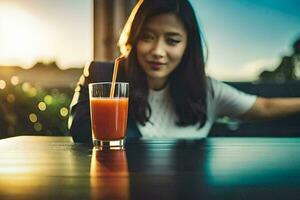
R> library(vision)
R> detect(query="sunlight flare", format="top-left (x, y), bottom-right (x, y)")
top-left (0, 3), bottom-right (47, 68)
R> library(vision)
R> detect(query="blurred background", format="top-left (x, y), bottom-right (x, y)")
top-left (0, 0), bottom-right (299, 139)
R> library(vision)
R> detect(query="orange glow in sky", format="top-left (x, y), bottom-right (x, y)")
top-left (1, 0), bottom-right (299, 81)
top-left (0, 0), bottom-right (93, 69)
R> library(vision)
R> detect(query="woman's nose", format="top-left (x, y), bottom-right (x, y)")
top-left (151, 39), bottom-right (166, 58)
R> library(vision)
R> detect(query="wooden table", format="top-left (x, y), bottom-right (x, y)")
top-left (1, 136), bottom-right (300, 199)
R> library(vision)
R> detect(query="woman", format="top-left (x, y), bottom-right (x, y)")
top-left (69, 0), bottom-right (300, 143)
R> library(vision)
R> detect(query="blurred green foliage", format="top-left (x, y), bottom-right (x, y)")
top-left (0, 80), bottom-right (73, 139)
top-left (259, 37), bottom-right (300, 82)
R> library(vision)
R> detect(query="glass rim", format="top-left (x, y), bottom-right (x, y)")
top-left (88, 82), bottom-right (129, 86)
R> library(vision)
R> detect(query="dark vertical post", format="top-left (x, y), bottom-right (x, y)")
top-left (93, 0), bottom-right (134, 61)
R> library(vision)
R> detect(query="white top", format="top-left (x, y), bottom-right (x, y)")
top-left (137, 77), bottom-right (257, 139)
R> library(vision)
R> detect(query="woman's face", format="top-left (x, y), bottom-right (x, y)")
top-left (136, 13), bottom-right (188, 89)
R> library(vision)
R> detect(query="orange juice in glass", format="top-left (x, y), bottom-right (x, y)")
top-left (89, 82), bottom-right (129, 148)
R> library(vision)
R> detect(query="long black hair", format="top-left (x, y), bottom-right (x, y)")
top-left (119, 0), bottom-right (207, 128)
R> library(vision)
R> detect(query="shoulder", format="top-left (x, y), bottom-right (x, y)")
top-left (206, 76), bottom-right (241, 97)
top-left (206, 76), bottom-right (257, 117)
top-left (84, 60), bottom-right (128, 82)
top-left (84, 61), bottom-right (114, 79)
top-left (206, 76), bottom-right (225, 97)
top-left (89, 60), bottom-right (114, 70)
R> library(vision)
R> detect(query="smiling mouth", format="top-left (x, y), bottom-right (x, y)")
top-left (147, 61), bottom-right (166, 70)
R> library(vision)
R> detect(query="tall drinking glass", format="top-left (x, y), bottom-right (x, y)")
top-left (89, 82), bottom-right (129, 148)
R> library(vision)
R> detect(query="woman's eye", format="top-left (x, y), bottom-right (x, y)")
top-left (167, 38), bottom-right (181, 45)
top-left (140, 33), bottom-right (154, 41)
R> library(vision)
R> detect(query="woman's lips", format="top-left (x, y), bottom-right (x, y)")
top-left (147, 61), bottom-right (166, 70)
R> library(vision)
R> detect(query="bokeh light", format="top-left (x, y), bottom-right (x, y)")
top-left (29, 113), bottom-right (38, 123)
top-left (34, 122), bottom-right (42, 131)
top-left (38, 102), bottom-right (46, 111)
top-left (6, 94), bottom-right (15, 103)
top-left (0, 80), bottom-right (6, 89)
top-left (28, 87), bottom-right (37, 97)
top-left (10, 76), bottom-right (19, 85)
top-left (44, 95), bottom-right (53, 105)
top-left (22, 82), bottom-right (30, 92)
top-left (60, 107), bottom-right (69, 117)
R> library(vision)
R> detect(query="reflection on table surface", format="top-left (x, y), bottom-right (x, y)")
top-left (90, 148), bottom-right (129, 200)
top-left (1, 136), bottom-right (300, 199)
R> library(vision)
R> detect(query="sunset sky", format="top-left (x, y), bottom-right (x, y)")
top-left (193, 0), bottom-right (300, 80)
top-left (0, 0), bottom-right (299, 80)
top-left (0, 0), bottom-right (93, 69)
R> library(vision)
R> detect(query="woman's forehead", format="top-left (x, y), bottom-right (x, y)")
top-left (143, 13), bottom-right (187, 35)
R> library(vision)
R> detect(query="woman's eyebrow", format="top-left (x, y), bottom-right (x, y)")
top-left (143, 27), bottom-right (184, 38)
top-left (165, 32), bottom-right (183, 37)
top-left (143, 28), bottom-right (153, 32)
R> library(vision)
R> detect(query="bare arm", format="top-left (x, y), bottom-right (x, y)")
top-left (241, 97), bottom-right (300, 120)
